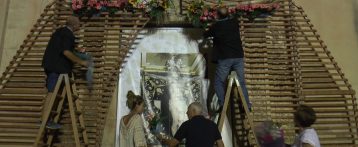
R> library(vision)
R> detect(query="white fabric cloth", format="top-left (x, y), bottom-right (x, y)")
top-left (292, 128), bottom-right (320, 147)
top-left (120, 114), bottom-right (147, 147)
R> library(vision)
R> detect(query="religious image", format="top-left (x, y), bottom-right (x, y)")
top-left (140, 53), bottom-right (208, 145)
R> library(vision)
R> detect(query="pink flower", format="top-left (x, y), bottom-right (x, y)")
top-left (262, 4), bottom-right (268, 9)
top-left (114, 3), bottom-right (121, 7)
top-left (213, 13), bottom-right (218, 19)
top-left (203, 10), bottom-right (209, 16)
top-left (87, 0), bottom-right (97, 7)
top-left (72, 4), bottom-right (77, 10)
top-left (273, 3), bottom-right (280, 9)
top-left (209, 12), bottom-right (213, 16)
top-left (229, 8), bottom-right (236, 13)
top-left (77, 5), bottom-right (82, 9)
top-left (96, 3), bottom-right (102, 10)
top-left (252, 4), bottom-right (258, 9)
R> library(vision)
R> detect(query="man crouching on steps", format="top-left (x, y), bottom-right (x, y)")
top-left (41, 16), bottom-right (88, 129)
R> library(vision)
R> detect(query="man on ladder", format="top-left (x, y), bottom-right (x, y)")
top-left (204, 6), bottom-right (251, 111)
top-left (41, 16), bottom-right (89, 129)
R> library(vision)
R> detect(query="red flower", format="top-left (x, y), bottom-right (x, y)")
top-left (228, 8), bottom-right (236, 13)
top-left (96, 3), bottom-right (102, 10)
top-left (200, 16), bottom-right (208, 21)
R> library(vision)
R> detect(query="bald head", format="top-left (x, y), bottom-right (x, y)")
top-left (217, 7), bottom-right (229, 19)
top-left (66, 16), bottom-right (80, 31)
top-left (187, 102), bottom-right (203, 119)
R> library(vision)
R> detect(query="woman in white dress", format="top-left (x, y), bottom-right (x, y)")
top-left (292, 105), bottom-right (320, 147)
top-left (120, 91), bottom-right (147, 147)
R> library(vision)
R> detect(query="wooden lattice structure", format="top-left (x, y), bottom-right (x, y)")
top-left (0, 0), bottom-right (149, 146)
top-left (242, 1), bottom-right (358, 146)
top-left (0, 0), bottom-right (357, 146)
top-left (183, 0), bottom-right (358, 146)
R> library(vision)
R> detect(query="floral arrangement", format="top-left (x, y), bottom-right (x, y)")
top-left (72, 0), bottom-right (127, 17)
top-left (71, 0), bottom-right (171, 19)
top-left (187, 0), bottom-right (280, 28)
top-left (129, 0), bottom-right (170, 19)
top-left (254, 121), bottom-right (285, 146)
top-left (187, 1), bottom-right (215, 28)
top-left (145, 112), bottom-right (164, 132)
top-left (143, 109), bottom-right (171, 145)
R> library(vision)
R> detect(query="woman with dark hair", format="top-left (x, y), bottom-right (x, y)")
top-left (120, 91), bottom-right (147, 147)
top-left (292, 105), bottom-right (320, 147)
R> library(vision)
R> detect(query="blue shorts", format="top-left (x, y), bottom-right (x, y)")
top-left (45, 71), bottom-right (60, 92)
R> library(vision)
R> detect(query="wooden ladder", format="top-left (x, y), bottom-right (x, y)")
top-left (217, 71), bottom-right (259, 146)
top-left (33, 74), bottom-right (88, 147)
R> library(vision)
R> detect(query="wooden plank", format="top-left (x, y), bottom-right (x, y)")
top-left (302, 90), bottom-right (355, 95)
top-left (0, 133), bottom-right (36, 137)
top-left (302, 78), bottom-right (346, 83)
top-left (0, 111), bottom-right (41, 117)
top-left (0, 101), bottom-right (42, 106)
top-left (0, 95), bottom-right (44, 100)
top-left (0, 122), bottom-right (38, 128)
top-left (0, 138), bottom-right (34, 143)
top-left (0, 88), bottom-right (47, 94)
top-left (301, 84), bottom-right (347, 89)
top-left (0, 117), bottom-right (39, 123)
top-left (0, 106), bottom-right (41, 111)
top-left (5, 82), bottom-right (45, 88)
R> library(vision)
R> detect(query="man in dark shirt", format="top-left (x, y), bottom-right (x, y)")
top-left (42, 16), bottom-right (87, 91)
top-left (204, 7), bottom-right (251, 110)
top-left (41, 16), bottom-right (88, 129)
top-left (161, 102), bottom-right (224, 147)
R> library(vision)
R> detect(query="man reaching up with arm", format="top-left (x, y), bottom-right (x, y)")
top-left (41, 16), bottom-right (88, 129)
top-left (160, 102), bottom-right (224, 147)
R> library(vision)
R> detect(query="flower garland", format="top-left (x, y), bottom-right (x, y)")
top-left (71, 0), bottom-right (170, 19)
top-left (72, 0), bottom-right (127, 17)
top-left (129, 0), bottom-right (170, 19)
top-left (187, 1), bottom-right (280, 28)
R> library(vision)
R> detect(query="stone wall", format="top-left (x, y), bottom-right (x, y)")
top-left (0, 0), bottom-right (52, 73)
top-left (0, 0), bottom-right (10, 70)
top-left (296, 0), bottom-right (358, 96)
